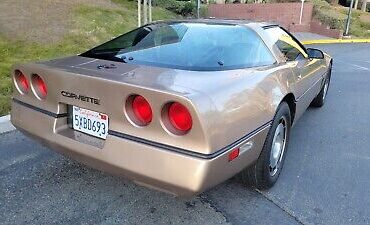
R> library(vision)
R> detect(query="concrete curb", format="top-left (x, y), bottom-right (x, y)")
top-left (0, 115), bottom-right (16, 134)
top-left (302, 39), bottom-right (370, 45)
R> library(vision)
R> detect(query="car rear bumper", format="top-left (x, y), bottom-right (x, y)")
top-left (11, 99), bottom-right (270, 196)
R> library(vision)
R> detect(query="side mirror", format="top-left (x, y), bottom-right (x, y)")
top-left (307, 48), bottom-right (324, 59)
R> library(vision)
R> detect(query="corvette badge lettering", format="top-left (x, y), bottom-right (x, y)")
top-left (61, 91), bottom-right (100, 105)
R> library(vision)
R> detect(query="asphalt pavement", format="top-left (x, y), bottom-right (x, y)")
top-left (1, 43), bottom-right (370, 225)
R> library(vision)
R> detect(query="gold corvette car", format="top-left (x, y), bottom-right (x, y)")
top-left (11, 20), bottom-right (332, 196)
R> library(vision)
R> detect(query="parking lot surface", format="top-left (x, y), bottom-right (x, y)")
top-left (1, 43), bottom-right (370, 225)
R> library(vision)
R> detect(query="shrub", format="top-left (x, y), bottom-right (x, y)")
top-left (155, 0), bottom-right (196, 16)
top-left (314, 8), bottom-right (346, 29)
top-left (310, 0), bottom-right (331, 9)
top-left (310, 0), bottom-right (346, 29)
top-left (350, 20), bottom-right (370, 37)
top-left (182, 1), bottom-right (196, 15)
top-left (199, 5), bottom-right (208, 17)
top-left (309, 0), bottom-right (370, 37)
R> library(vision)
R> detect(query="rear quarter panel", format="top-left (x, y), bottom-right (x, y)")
top-left (195, 64), bottom-right (297, 152)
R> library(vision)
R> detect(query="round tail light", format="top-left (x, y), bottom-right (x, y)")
top-left (168, 102), bottom-right (192, 133)
top-left (14, 70), bottom-right (29, 94)
top-left (131, 95), bottom-right (152, 126)
top-left (32, 74), bottom-right (47, 100)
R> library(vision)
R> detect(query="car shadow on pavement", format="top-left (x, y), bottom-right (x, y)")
top-left (0, 130), bottom-right (301, 225)
top-left (0, 137), bottom-right (228, 225)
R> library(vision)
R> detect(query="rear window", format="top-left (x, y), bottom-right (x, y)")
top-left (81, 22), bottom-right (276, 71)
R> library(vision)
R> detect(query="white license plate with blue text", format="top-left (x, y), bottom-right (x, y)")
top-left (72, 106), bottom-right (109, 140)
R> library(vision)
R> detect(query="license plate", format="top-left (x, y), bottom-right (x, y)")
top-left (72, 106), bottom-right (109, 140)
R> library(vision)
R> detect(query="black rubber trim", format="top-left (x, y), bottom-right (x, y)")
top-left (262, 24), bottom-right (279, 29)
top-left (13, 99), bottom-right (68, 118)
top-left (109, 120), bottom-right (272, 160)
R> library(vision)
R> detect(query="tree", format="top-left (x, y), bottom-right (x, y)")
top-left (361, 0), bottom-right (369, 11)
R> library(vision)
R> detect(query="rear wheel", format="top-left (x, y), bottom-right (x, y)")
top-left (239, 102), bottom-right (291, 189)
top-left (311, 63), bottom-right (332, 107)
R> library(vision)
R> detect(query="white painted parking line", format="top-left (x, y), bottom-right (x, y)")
top-left (351, 64), bottom-right (370, 71)
top-left (336, 60), bottom-right (370, 71)
top-left (341, 59), bottom-right (370, 64)
top-left (0, 115), bottom-right (16, 134)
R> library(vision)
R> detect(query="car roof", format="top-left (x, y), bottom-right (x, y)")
top-left (149, 19), bottom-right (278, 28)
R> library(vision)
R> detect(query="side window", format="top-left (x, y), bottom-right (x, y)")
top-left (275, 40), bottom-right (302, 61)
top-left (265, 27), bottom-right (307, 61)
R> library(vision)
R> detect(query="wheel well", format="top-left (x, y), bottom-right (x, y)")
top-left (282, 93), bottom-right (296, 124)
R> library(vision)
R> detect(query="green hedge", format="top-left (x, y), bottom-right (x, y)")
top-left (310, 0), bottom-right (346, 29)
top-left (310, 0), bottom-right (370, 37)
top-left (155, 0), bottom-right (196, 16)
top-left (314, 8), bottom-right (346, 29)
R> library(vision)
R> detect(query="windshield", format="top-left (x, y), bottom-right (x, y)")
top-left (81, 22), bottom-right (276, 71)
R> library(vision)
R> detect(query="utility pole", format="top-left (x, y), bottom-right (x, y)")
top-left (138, 0), bottom-right (152, 26)
top-left (143, 0), bottom-right (148, 25)
top-left (197, 0), bottom-right (201, 18)
top-left (299, 0), bottom-right (305, 24)
top-left (149, 0), bottom-right (152, 22)
top-left (344, 0), bottom-right (355, 36)
top-left (361, 0), bottom-right (368, 11)
top-left (138, 0), bottom-right (141, 27)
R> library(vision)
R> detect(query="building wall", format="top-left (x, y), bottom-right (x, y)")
top-left (208, 3), bottom-right (313, 28)
top-left (208, 3), bottom-right (342, 38)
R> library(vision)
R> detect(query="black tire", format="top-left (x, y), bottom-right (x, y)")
top-left (239, 102), bottom-right (291, 189)
top-left (311, 63), bottom-right (332, 107)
